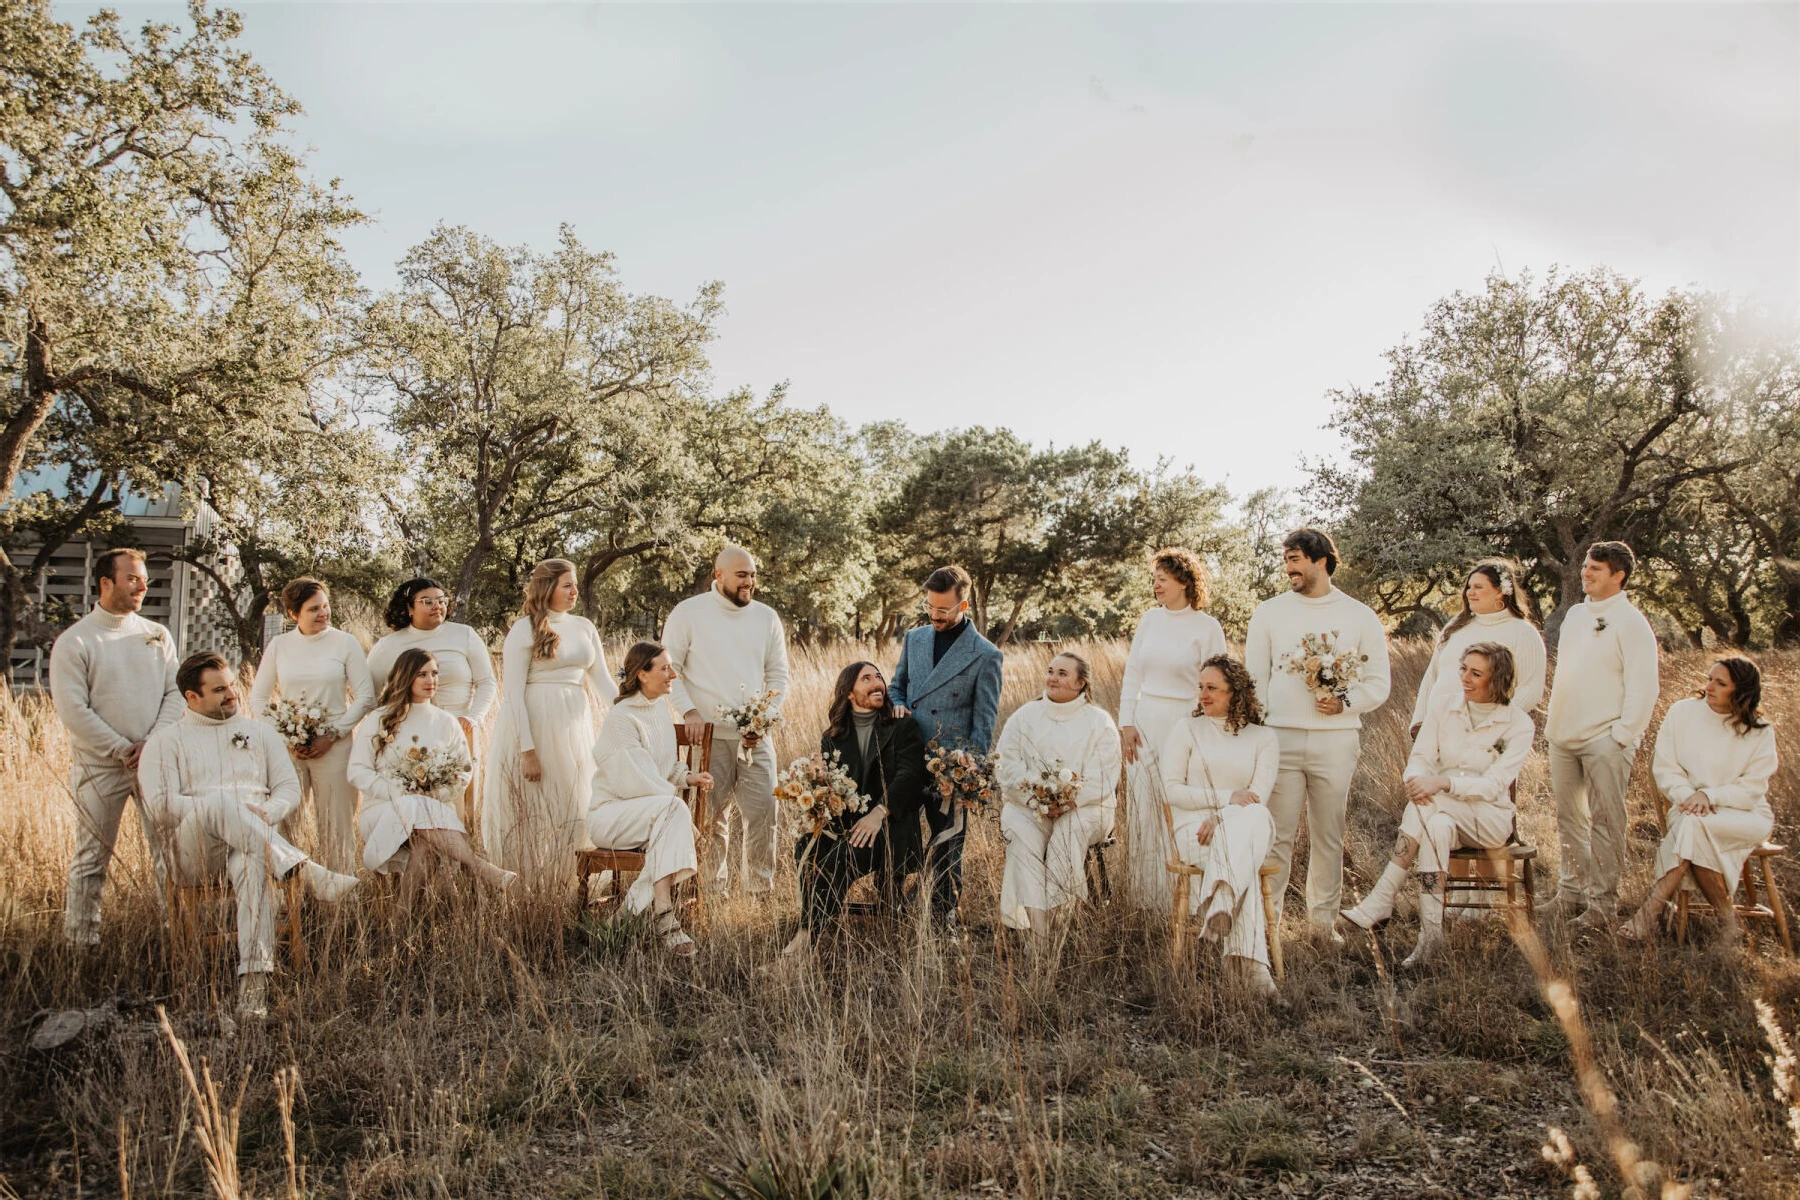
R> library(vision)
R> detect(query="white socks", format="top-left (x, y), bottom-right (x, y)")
top-left (1341, 862), bottom-right (1409, 930)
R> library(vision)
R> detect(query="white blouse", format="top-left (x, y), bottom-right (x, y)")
top-left (248, 627), bottom-right (375, 738)
top-left (1118, 605), bottom-right (1228, 728)
top-left (366, 622), bottom-right (498, 722)
top-left (1652, 697), bottom-right (1778, 817)
top-left (346, 702), bottom-right (471, 806)
top-left (996, 695), bottom-right (1122, 814)
top-left (1405, 695), bottom-right (1537, 804)
top-left (1159, 716), bottom-right (1280, 813)
top-left (1411, 610), bottom-right (1548, 727)
top-left (499, 612), bottom-right (618, 753)
top-left (589, 691), bottom-right (688, 807)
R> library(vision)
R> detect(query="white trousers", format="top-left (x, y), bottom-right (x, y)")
top-left (998, 803), bottom-right (1113, 929)
top-left (1398, 796), bottom-right (1515, 877)
top-left (64, 755), bottom-right (167, 945)
top-left (1173, 804), bottom-right (1275, 966)
top-left (1548, 734), bottom-right (1634, 908)
top-left (1655, 807), bottom-right (1772, 886)
top-left (1264, 727), bottom-right (1361, 928)
top-left (705, 740), bottom-right (778, 895)
top-left (586, 795), bottom-right (699, 913)
top-left (153, 791), bottom-right (309, 976)
top-left (291, 737), bottom-right (359, 874)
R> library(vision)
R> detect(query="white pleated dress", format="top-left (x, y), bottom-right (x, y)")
top-left (1652, 697), bottom-right (1778, 884)
top-left (348, 703), bottom-right (473, 873)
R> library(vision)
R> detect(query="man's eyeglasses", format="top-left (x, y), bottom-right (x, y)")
top-left (925, 605), bottom-right (961, 618)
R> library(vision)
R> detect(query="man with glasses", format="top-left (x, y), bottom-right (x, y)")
top-left (889, 565), bottom-right (1003, 937)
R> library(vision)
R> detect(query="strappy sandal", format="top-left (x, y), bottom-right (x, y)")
top-left (654, 907), bottom-right (696, 957)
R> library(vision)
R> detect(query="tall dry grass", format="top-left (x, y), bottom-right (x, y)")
top-left (0, 640), bottom-right (1797, 1198)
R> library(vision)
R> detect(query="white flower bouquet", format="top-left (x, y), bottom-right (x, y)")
top-left (266, 697), bottom-right (334, 750)
top-left (718, 688), bottom-right (783, 761)
top-left (1023, 760), bottom-right (1081, 820)
top-left (926, 741), bottom-right (999, 814)
top-left (774, 750), bottom-right (867, 841)
top-left (1278, 630), bottom-right (1370, 704)
top-left (387, 736), bottom-right (473, 796)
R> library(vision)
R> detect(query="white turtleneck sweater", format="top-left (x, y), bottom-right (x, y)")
top-left (1411, 610), bottom-right (1548, 727)
top-left (366, 622), bottom-right (497, 722)
top-left (1118, 605), bottom-right (1228, 728)
top-left (1652, 697), bottom-right (1777, 817)
top-left (248, 627), bottom-right (375, 739)
top-left (49, 606), bottom-right (183, 760)
top-left (138, 707), bottom-right (302, 826)
top-left (1406, 695), bottom-right (1537, 804)
top-left (1245, 587), bottom-right (1393, 730)
top-left (589, 691), bottom-right (688, 806)
top-left (996, 694), bottom-right (1122, 815)
top-left (661, 585), bottom-right (790, 739)
top-left (499, 610), bottom-right (617, 753)
top-left (1159, 715), bottom-right (1280, 813)
top-left (1545, 591), bottom-right (1659, 749)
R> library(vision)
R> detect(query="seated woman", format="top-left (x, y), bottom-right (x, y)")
top-left (349, 649), bottom-right (516, 894)
top-left (1160, 655), bottom-right (1280, 996)
top-left (997, 652), bottom-right (1123, 942)
top-left (1342, 642), bottom-right (1533, 965)
top-left (783, 661), bottom-right (925, 958)
top-left (587, 642), bottom-right (714, 957)
top-left (1622, 657), bottom-right (1777, 943)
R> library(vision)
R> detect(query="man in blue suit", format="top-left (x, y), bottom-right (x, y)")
top-left (889, 565), bottom-right (1004, 934)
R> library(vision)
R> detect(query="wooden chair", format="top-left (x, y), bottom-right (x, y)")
top-left (1083, 837), bottom-right (1116, 904)
top-left (1444, 843), bottom-right (1538, 921)
top-left (1162, 801), bottom-right (1284, 979)
top-left (576, 722), bottom-right (714, 916)
top-left (167, 874), bottom-right (307, 973)
top-left (1653, 792), bottom-right (1794, 955)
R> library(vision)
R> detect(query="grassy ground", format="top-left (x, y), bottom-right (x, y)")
top-left (1, 640), bottom-right (1797, 1198)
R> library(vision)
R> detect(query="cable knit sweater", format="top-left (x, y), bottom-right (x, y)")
top-left (1118, 605), bottom-right (1228, 728)
top-left (138, 707), bottom-right (302, 826)
top-left (1411, 610), bottom-right (1548, 727)
top-left (49, 607), bottom-right (182, 760)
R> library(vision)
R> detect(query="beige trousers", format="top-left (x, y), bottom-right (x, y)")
top-left (290, 737), bottom-right (360, 874)
top-left (155, 792), bottom-right (309, 976)
top-left (1264, 727), bottom-right (1361, 929)
top-left (704, 740), bottom-right (778, 895)
top-left (1548, 734), bottom-right (1635, 908)
top-left (64, 755), bottom-right (167, 945)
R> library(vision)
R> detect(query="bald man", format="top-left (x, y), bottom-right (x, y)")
top-left (662, 546), bottom-right (791, 896)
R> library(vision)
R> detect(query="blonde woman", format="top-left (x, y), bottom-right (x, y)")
top-left (349, 648), bottom-right (514, 892)
top-left (247, 577), bottom-right (375, 872)
top-left (481, 559), bottom-right (618, 883)
top-left (1160, 655), bottom-right (1280, 996)
top-left (996, 652), bottom-right (1122, 940)
top-left (1118, 547), bottom-right (1227, 911)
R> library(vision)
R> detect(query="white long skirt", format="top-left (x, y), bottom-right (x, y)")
top-left (1172, 804), bottom-right (1275, 967)
top-left (998, 803), bottom-right (1113, 929)
top-left (1120, 695), bottom-right (1189, 911)
top-left (586, 794), bottom-right (698, 913)
top-left (359, 792), bottom-right (466, 874)
top-left (480, 682), bottom-right (596, 884)
top-left (1655, 806), bottom-right (1773, 884)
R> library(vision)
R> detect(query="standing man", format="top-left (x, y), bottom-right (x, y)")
top-left (1246, 529), bottom-right (1392, 940)
top-left (888, 565), bottom-right (1003, 935)
top-left (1545, 541), bottom-right (1659, 928)
top-left (663, 545), bottom-right (790, 897)
top-left (140, 652), bottom-right (360, 1018)
top-left (50, 548), bottom-right (183, 946)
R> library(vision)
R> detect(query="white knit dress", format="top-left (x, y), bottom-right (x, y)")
top-left (349, 703), bottom-right (473, 874)
top-left (1652, 697), bottom-right (1777, 884)
top-left (996, 695), bottom-right (1122, 929)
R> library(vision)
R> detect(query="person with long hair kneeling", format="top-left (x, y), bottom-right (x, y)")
top-left (588, 642), bottom-right (714, 957)
top-left (349, 649), bottom-right (516, 895)
top-left (1160, 655), bottom-right (1280, 996)
top-left (1342, 642), bottom-right (1534, 965)
top-left (1621, 657), bottom-right (1777, 944)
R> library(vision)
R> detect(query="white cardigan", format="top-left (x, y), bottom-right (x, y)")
top-left (996, 695), bottom-right (1122, 816)
top-left (589, 691), bottom-right (688, 808)
top-left (1118, 605), bottom-right (1228, 728)
top-left (1159, 716), bottom-right (1280, 814)
top-left (1411, 610), bottom-right (1548, 727)
top-left (1652, 697), bottom-right (1778, 817)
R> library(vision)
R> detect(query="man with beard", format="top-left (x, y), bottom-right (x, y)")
top-left (888, 565), bottom-right (1003, 937)
top-left (663, 545), bottom-right (791, 897)
top-left (782, 661), bottom-right (926, 958)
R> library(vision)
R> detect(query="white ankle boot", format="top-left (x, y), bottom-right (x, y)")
top-left (1341, 862), bottom-right (1408, 930)
top-left (301, 861), bottom-right (360, 903)
top-left (237, 971), bottom-right (272, 1019)
top-left (1403, 891), bottom-right (1445, 966)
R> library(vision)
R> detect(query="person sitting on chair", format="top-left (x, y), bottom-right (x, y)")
top-left (588, 642), bottom-right (714, 957)
top-left (783, 661), bottom-right (926, 959)
top-left (1160, 655), bottom-right (1280, 996)
top-left (1621, 657), bottom-right (1777, 944)
top-left (1341, 642), bottom-right (1534, 965)
top-left (138, 652), bottom-right (361, 1019)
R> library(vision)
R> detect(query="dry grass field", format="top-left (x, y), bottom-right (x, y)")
top-left (1, 640), bottom-right (1798, 1199)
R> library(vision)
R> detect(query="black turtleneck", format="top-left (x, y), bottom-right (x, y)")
top-left (932, 617), bottom-right (969, 666)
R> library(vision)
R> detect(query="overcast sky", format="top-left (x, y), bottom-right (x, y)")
top-left (98, 3), bottom-right (1800, 499)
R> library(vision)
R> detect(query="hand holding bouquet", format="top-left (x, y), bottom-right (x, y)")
top-left (1023, 759), bottom-right (1081, 820)
top-left (1278, 630), bottom-right (1369, 705)
top-left (718, 688), bottom-right (784, 762)
top-left (266, 697), bottom-right (334, 750)
top-left (387, 736), bottom-right (473, 797)
top-left (926, 741), bottom-right (999, 814)
top-left (774, 750), bottom-right (867, 841)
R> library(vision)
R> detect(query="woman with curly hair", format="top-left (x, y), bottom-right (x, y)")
top-left (1342, 643), bottom-right (1534, 965)
top-left (1118, 547), bottom-right (1228, 912)
top-left (1621, 657), bottom-right (1777, 944)
top-left (1159, 655), bottom-right (1280, 995)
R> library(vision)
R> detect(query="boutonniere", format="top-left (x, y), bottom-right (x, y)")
top-left (143, 627), bottom-right (165, 646)
top-left (1594, 617), bottom-right (1609, 635)
top-left (230, 731), bottom-right (252, 750)
top-left (1491, 736), bottom-right (1508, 757)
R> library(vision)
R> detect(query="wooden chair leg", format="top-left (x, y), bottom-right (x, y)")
top-left (1676, 876), bottom-right (1691, 945)
top-left (284, 875), bottom-right (307, 974)
top-left (1741, 862), bottom-right (1760, 953)
top-left (1760, 856), bottom-right (1795, 955)
top-left (1260, 868), bottom-right (1283, 981)
top-left (1523, 857), bottom-right (1535, 918)
top-left (1171, 875), bottom-right (1191, 968)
